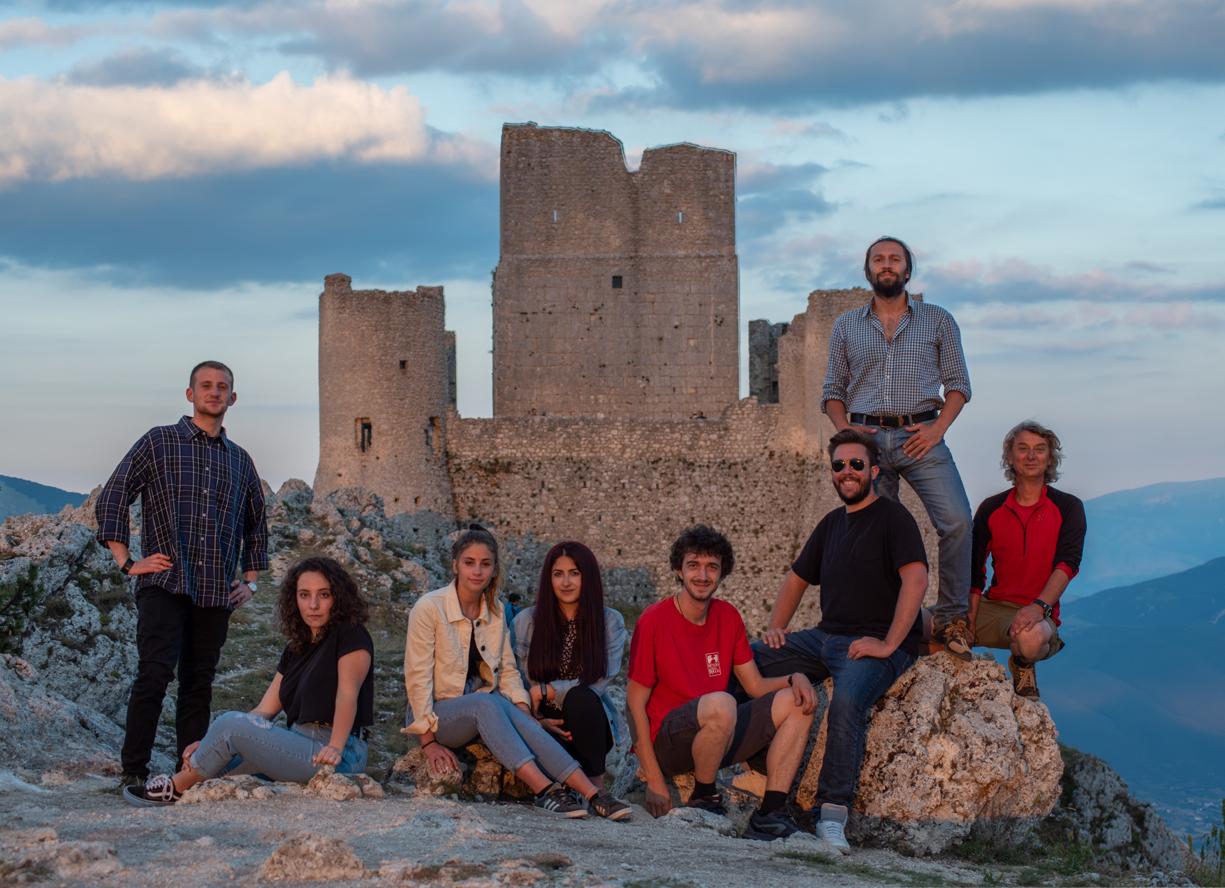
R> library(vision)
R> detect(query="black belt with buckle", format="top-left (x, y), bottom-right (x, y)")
top-left (850, 409), bottom-right (938, 428)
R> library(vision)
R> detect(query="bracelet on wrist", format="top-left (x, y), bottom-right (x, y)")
top-left (420, 739), bottom-right (437, 750)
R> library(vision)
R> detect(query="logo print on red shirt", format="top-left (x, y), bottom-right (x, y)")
top-left (705, 652), bottom-right (722, 677)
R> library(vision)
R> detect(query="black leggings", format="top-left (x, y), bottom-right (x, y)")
top-left (558, 685), bottom-right (614, 778)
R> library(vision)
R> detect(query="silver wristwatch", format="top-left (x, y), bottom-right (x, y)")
top-left (246, 581), bottom-right (258, 595)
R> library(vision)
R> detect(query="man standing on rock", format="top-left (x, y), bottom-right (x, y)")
top-left (96, 361), bottom-right (268, 788)
top-left (626, 525), bottom-right (816, 841)
top-left (822, 236), bottom-right (973, 658)
top-left (970, 420), bottom-right (1086, 699)
top-left (756, 429), bottom-right (928, 854)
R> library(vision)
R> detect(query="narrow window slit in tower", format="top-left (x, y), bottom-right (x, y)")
top-left (677, 211), bottom-right (684, 223)
top-left (399, 360), bottom-right (407, 370)
top-left (612, 275), bottom-right (623, 289)
top-left (551, 209), bottom-right (559, 223)
top-left (356, 418), bottom-right (373, 453)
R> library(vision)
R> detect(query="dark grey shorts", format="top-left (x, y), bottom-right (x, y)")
top-left (652, 691), bottom-right (779, 778)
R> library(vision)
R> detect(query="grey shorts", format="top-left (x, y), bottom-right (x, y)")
top-left (975, 598), bottom-right (1064, 660)
top-left (652, 691), bottom-right (779, 778)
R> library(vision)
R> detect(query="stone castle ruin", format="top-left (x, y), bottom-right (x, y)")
top-left (314, 123), bottom-right (932, 624)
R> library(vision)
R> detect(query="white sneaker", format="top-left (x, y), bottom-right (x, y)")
top-left (816, 803), bottom-right (851, 855)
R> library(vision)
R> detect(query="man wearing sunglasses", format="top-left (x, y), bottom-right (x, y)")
top-left (753, 429), bottom-right (928, 854)
top-left (821, 236), bottom-right (974, 661)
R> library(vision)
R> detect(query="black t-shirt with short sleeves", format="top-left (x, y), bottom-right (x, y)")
top-left (276, 623), bottom-right (375, 731)
top-left (791, 496), bottom-right (928, 654)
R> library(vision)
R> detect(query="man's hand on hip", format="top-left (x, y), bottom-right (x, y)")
top-left (902, 422), bottom-right (943, 459)
top-left (229, 579), bottom-right (254, 608)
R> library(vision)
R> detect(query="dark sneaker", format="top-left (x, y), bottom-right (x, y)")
top-left (685, 792), bottom-right (727, 816)
top-left (744, 808), bottom-right (801, 841)
top-left (937, 617), bottom-right (973, 661)
top-left (122, 774), bottom-right (179, 807)
top-left (534, 783), bottom-right (587, 818)
top-left (1009, 655), bottom-right (1040, 699)
top-left (114, 773), bottom-right (145, 794)
top-left (588, 790), bottom-right (632, 821)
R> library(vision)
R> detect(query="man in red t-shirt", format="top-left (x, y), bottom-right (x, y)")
top-left (970, 420), bottom-right (1086, 699)
top-left (626, 525), bottom-right (816, 841)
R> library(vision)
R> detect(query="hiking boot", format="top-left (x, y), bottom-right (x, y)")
top-left (937, 617), bottom-right (973, 661)
top-left (1009, 655), bottom-right (1040, 699)
top-left (122, 774), bottom-right (180, 807)
top-left (744, 808), bottom-right (802, 841)
top-left (533, 783), bottom-right (587, 818)
top-left (587, 790), bottom-right (632, 821)
top-left (816, 803), bottom-right (851, 855)
top-left (685, 792), bottom-right (727, 816)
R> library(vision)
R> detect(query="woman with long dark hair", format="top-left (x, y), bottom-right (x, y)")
top-left (404, 526), bottom-right (630, 820)
top-left (513, 541), bottom-right (626, 784)
top-left (123, 556), bottom-right (374, 805)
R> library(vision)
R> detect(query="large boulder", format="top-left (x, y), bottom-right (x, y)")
top-left (796, 652), bottom-right (1063, 855)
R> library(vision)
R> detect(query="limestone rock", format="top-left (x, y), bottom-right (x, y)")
top-left (387, 742), bottom-right (533, 800)
top-left (351, 773), bottom-right (386, 799)
top-left (258, 833), bottom-right (365, 881)
top-left (179, 775), bottom-right (277, 804)
top-left (796, 653), bottom-right (1063, 855)
top-left (1047, 747), bottom-right (1190, 874)
top-left (305, 766), bottom-right (362, 801)
top-left (0, 827), bottom-right (122, 883)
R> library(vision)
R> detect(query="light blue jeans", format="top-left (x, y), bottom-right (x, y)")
top-left (425, 692), bottom-right (581, 784)
top-left (189, 711), bottom-right (368, 781)
top-left (871, 427), bottom-right (972, 623)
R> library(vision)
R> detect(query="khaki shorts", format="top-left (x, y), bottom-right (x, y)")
top-left (974, 598), bottom-right (1064, 660)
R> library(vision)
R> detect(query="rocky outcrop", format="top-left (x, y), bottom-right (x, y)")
top-left (258, 833), bottom-right (365, 881)
top-left (797, 653), bottom-right (1063, 855)
top-left (0, 828), bottom-right (122, 883)
top-left (1047, 746), bottom-right (1190, 874)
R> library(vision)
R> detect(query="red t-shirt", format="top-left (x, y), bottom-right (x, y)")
top-left (627, 597), bottom-right (753, 742)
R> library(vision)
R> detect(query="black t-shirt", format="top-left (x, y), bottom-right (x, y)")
top-left (276, 623), bottom-right (375, 731)
top-left (791, 496), bottom-right (928, 654)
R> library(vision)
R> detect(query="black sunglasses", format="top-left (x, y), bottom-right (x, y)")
top-left (831, 457), bottom-right (867, 472)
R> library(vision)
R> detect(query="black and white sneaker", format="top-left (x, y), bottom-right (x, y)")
top-left (122, 774), bottom-right (180, 807)
top-left (533, 783), bottom-right (587, 818)
top-left (743, 808), bottom-right (801, 841)
top-left (587, 790), bottom-right (632, 821)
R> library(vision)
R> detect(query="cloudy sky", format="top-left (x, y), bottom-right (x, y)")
top-left (2, 0), bottom-right (1223, 505)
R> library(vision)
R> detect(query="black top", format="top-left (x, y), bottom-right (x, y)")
top-left (792, 496), bottom-right (928, 654)
top-left (276, 623), bottom-right (375, 731)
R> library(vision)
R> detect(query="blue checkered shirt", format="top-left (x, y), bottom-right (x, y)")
top-left (822, 297), bottom-right (971, 416)
top-left (95, 415), bottom-right (269, 608)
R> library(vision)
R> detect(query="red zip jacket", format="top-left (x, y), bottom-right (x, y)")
top-left (970, 485), bottom-right (1087, 625)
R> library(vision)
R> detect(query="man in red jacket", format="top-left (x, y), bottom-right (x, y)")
top-left (969, 421), bottom-right (1087, 699)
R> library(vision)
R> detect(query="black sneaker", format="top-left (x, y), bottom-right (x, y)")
top-left (533, 783), bottom-right (587, 818)
top-left (685, 792), bottom-right (727, 816)
top-left (122, 774), bottom-right (180, 807)
top-left (744, 808), bottom-right (801, 841)
top-left (588, 790), bottom-right (632, 821)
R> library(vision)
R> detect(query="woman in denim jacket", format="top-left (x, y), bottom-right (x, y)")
top-left (404, 526), bottom-right (630, 820)
top-left (513, 541), bottom-right (627, 785)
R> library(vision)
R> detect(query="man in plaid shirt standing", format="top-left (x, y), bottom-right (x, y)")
top-left (96, 361), bottom-right (268, 788)
top-left (821, 237), bottom-right (974, 658)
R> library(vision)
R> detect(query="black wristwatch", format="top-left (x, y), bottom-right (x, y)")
top-left (1033, 600), bottom-right (1054, 620)
top-left (120, 557), bottom-right (135, 575)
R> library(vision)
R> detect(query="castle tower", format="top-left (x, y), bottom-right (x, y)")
top-left (314, 274), bottom-right (455, 518)
top-left (492, 123), bottom-right (739, 419)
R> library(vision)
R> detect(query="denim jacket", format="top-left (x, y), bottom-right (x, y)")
top-left (403, 582), bottom-right (530, 735)
top-left (512, 605), bottom-right (627, 746)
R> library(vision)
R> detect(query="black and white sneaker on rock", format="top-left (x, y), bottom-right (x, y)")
top-left (533, 783), bottom-right (588, 817)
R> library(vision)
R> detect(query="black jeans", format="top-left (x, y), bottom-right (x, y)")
top-left (558, 685), bottom-right (613, 779)
top-left (121, 586), bottom-right (232, 777)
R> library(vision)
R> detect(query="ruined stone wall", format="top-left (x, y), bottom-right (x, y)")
top-left (315, 274), bottom-right (455, 518)
top-left (748, 319), bottom-right (788, 404)
top-left (493, 124), bottom-right (738, 420)
top-left (445, 400), bottom-right (835, 631)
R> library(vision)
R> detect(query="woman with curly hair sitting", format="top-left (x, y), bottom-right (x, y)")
top-left (123, 556), bottom-right (374, 806)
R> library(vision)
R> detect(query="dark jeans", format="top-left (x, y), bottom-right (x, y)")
top-left (556, 685), bottom-right (613, 778)
top-left (121, 586), bottom-right (231, 777)
top-left (753, 628), bottom-right (914, 807)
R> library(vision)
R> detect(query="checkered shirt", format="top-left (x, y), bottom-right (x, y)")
top-left (821, 297), bottom-right (971, 416)
top-left (95, 415), bottom-right (269, 608)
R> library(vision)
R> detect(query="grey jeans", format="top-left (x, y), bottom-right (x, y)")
top-left (429, 692), bottom-right (580, 784)
top-left (189, 711), bottom-right (368, 781)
